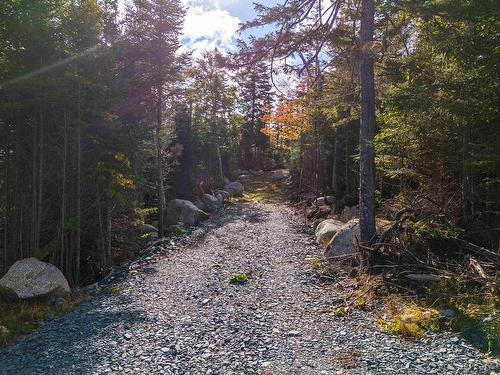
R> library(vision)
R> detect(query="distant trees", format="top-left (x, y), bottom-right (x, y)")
top-left (1, 0), bottom-right (498, 285)
top-left (0, 0), bottom-right (262, 283)
top-left (236, 51), bottom-right (273, 169)
top-left (123, 0), bottom-right (185, 238)
top-left (246, 0), bottom-right (499, 251)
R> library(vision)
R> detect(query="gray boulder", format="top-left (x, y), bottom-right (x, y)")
top-left (215, 190), bottom-right (230, 203)
top-left (315, 197), bottom-right (326, 206)
top-left (324, 219), bottom-right (360, 262)
top-left (224, 181), bottom-right (244, 197)
top-left (315, 219), bottom-right (344, 247)
top-left (271, 170), bottom-right (288, 181)
top-left (0, 258), bottom-right (70, 300)
top-left (166, 199), bottom-right (209, 227)
top-left (202, 193), bottom-right (221, 211)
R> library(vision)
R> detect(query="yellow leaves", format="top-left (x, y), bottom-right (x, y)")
top-left (260, 100), bottom-right (309, 150)
top-left (92, 152), bottom-right (135, 200)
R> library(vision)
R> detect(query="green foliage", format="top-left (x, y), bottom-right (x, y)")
top-left (229, 273), bottom-right (248, 285)
top-left (36, 240), bottom-right (59, 261)
top-left (410, 220), bottom-right (464, 240)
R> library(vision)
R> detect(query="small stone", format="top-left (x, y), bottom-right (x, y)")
top-left (261, 361), bottom-right (271, 368)
top-left (287, 330), bottom-right (301, 337)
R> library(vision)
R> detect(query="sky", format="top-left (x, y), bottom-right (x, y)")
top-left (119, 0), bottom-right (280, 56)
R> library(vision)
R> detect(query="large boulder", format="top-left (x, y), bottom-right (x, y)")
top-left (324, 219), bottom-right (360, 262)
top-left (166, 199), bottom-right (209, 227)
top-left (202, 193), bottom-right (222, 211)
top-left (315, 197), bottom-right (326, 206)
top-left (271, 170), bottom-right (288, 181)
top-left (315, 219), bottom-right (344, 247)
top-left (0, 258), bottom-right (70, 300)
top-left (215, 190), bottom-right (230, 203)
top-left (224, 181), bottom-right (244, 197)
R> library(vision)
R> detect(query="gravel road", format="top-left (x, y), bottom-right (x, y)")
top-left (0, 203), bottom-right (496, 374)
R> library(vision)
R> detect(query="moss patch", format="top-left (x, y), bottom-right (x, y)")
top-left (379, 301), bottom-right (442, 338)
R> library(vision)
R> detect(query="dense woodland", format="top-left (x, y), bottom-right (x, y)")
top-left (0, 0), bottom-right (498, 287)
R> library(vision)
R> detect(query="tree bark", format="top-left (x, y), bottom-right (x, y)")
top-left (31, 98), bottom-right (39, 257)
top-left (331, 130), bottom-right (338, 195)
top-left (96, 184), bottom-right (106, 269)
top-left (75, 80), bottom-right (82, 284)
top-left (106, 202), bottom-right (112, 267)
top-left (359, 0), bottom-right (377, 244)
top-left (60, 109), bottom-right (68, 272)
top-left (36, 105), bottom-right (44, 257)
top-left (156, 85), bottom-right (165, 238)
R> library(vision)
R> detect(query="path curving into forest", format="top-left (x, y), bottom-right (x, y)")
top-left (0, 198), bottom-right (495, 374)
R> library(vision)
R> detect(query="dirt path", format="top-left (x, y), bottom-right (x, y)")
top-left (0, 182), bottom-right (494, 374)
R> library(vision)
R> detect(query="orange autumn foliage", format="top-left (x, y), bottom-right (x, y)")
top-left (260, 101), bottom-right (309, 150)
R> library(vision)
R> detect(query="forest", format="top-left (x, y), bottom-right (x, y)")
top-left (0, 0), bottom-right (499, 370)
top-left (0, 0), bottom-right (498, 289)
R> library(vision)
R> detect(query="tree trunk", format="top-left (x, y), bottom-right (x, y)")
top-left (96, 184), bottom-right (106, 269)
top-left (156, 85), bottom-right (165, 238)
top-left (31, 99), bottom-right (38, 257)
top-left (36, 105), bottom-right (44, 257)
top-left (217, 145), bottom-right (224, 183)
top-left (60, 109), bottom-right (68, 272)
top-left (3, 154), bottom-right (9, 273)
top-left (106, 202), bottom-right (112, 267)
top-left (331, 130), bottom-right (338, 195)
top-left (359, 0), bottom-right (376, 244)
top-left (75, 80), bottom-right (82, 284)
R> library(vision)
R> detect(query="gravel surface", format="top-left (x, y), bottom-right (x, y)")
top-left (0, 203), bottom-right (497, 374)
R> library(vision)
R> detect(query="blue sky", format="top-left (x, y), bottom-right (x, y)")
top-left (119, 0), bottom-right (280, 55)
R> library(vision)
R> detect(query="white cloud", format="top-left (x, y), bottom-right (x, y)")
top-left (118, 0), bottom-right (241, 56)
top-left (181, 3), bottom-right (240, 56)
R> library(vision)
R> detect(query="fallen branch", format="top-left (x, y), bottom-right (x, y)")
top-left (456, 239), bottom-right (500, 265)
top-left (405, 273), bottom-right (444, 282)
top-left (373, 208), bottom-right (413, 252)
top-left (469, 257), bottom-right (488, 279)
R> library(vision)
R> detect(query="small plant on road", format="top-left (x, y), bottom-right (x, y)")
top-left (229, 273), bottom-right (248, 285)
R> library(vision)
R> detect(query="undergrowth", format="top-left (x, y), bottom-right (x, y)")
top-left (0, 294), bottom-right (85, 348)
top-left (377, 277), bottom-right (499, 356)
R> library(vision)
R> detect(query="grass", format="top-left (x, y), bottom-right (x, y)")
top-left (108, 286), bottom-right (121, 294)
top-left (0, 294), bottom-right (85, 348)
top-left (309, 256), bottom-right (335, 275)
top-left (229, 273), bottom-right (248, 285)
top-left (374, 277), bottom-right (500, 356)
top-left (378, 299), bottom-right (442, 338)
